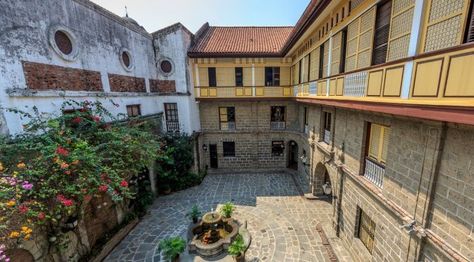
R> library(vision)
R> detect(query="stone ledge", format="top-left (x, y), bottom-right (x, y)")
top-left (7, 88), bottom-right (190, 98)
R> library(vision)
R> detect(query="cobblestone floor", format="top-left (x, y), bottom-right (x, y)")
top-left (105, 172), bottom-right (349, 262)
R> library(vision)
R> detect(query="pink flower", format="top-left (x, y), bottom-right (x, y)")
top-left (21, 181), bottom-right (33, 190)
top-left (56, 146), bottom-right (69, 156)
top-left (92, 116), bottom-right (101, 123)
top-left (38, 212), bottom-right (45, 220)
top-left (120, 180), bottom-right (128, 187)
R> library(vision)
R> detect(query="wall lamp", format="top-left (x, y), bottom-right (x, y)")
top-left (202, 144), bottom-right (208, 151)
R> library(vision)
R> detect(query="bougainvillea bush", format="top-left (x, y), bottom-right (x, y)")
top-left (0, 100), bottom-right (160, 250)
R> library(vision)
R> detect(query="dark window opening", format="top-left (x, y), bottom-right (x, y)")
top-left (235, 67), bottom-right (243, 86)
top-left (54, 31), bottom-right (73, 55)
top-left (340, 28), bottom-right (348, 73)
top-left (307, 53), bottom-right (311, 81)
top-left (271, 106), bottom-right (285, 122)
top-left (298, 60), bottom-right (302, 84)
top-left (160, 60), bottom-right (173, 73)
top-left (304, 107), bottom-right (309, 126)
top-left (265, 67), bottom-right (280, 86)
top-left (342, 7), bottom-right (345, 19)
top-left (319, 45), bottom-right (325, 79)
top-left (464, 0), bottom-right (474, 43)
top-left (164, 103), bottom-right (179, 132)
top-left (272, 141), bottom-right (285, 156)
top-left (122, 52), bottom-right (131, 68)
top-left (324, 112), bottom-right (332, 132)
top-left (208, 67), bottom-right (217, 87)
top-left (126, 104), bottom-right (141, 117)
top-left (223, 142), bottom-right (235, 157)
top-left (372, 0), bottom-right (392, 65)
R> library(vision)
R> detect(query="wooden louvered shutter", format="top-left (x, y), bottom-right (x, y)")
top-left (466, 1), bottom-right (474, 43)
top-left (372, 0), bottom-right (392, 65)
top-left (381, 127), bottom-right (390, 163)
top-left (368, 124), bottom-right (381, 160)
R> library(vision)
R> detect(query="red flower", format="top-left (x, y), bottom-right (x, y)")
top-left (120, 180), bottom-right (128, 187)
top-left (38, 212), bottom-right (46, 220)
top-left (72, 117), bottom-right (82, 124)
top-left (18, 204), bottom-right (29, 214)
top-left (62, 199), bottom-right (74, 207)
top-left (56, 146), bottom-right (69, 156)
top-left (84, 195), bottom-right (92, 202)
top-left (98, 185), bottom-right (108, 192)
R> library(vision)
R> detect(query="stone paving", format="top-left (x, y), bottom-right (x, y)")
top-left (105, 172), bottom-right (350, 262)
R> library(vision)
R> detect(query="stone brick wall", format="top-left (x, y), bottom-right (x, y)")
top-left (200, 99), bottom-right (474, 261)
top-left (22, 61), bottom-right (102, 91)
top-left (149, 79), bottom-right (176, 93)
top-left (108, 74), bottom-right (146, 92)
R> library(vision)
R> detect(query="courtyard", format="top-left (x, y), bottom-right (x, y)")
top-left (105, 172), bottom-right (351, 262)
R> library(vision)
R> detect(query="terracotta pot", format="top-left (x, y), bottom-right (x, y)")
top-left (233, 254), bottom-right (244, 262)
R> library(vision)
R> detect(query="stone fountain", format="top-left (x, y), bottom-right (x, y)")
top-left (188, 211), bottom-right (240, 257)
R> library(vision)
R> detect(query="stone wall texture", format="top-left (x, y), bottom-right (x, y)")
top-left (149, 79), bottom-right (176, 93)
top-left (199, 99), bottom-right (474, 262)
top-left (108, 74), bottom-right (146, 92)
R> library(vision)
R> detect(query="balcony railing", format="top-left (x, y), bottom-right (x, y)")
top-left (166, 121), bottom-right (180, 133)
top-left (194, 44), bottom-right (474, 110)
top-left (270, 121), bottom-right (286, 130)
top-left (323, 129), bottom-right (331, 144)
top-left (364, 158), bottom-right (385, 188)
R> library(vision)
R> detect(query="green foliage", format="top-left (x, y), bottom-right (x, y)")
top-left (186, 205), bottom-right (201, 222)
top-left (0, 100), bottom-right (160, 247)
top-left (220, 202), bottom-right (235, 218)
top-left (155, 134), bottom-right (205, 192)
top-left (158, 236), bottom-right (186, 261)
top-left (228, 234), bottom-right (245, 257)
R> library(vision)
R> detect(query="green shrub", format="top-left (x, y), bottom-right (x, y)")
top-left (228, 234), bottom-right (245, 257)
top-left (220, 202), bottom-right (235, 218)
top-left (158, 236), bottom-right (186, 261)
top-left (187, 205), bottom-right (201, 222)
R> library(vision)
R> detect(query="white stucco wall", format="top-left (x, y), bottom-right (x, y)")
top-left (0, 0), bottom-right (199, 135)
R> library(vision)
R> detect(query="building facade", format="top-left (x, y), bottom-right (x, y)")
top-left (0, 0), bottom-right (200, 136)
top-left (190, 0), bottom-right (474, 261)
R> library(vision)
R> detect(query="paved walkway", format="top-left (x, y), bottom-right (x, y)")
top-left (105, 172), bottom-right (350, 262)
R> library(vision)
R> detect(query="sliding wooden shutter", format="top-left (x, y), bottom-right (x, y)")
top-left (372, 0), bottom-right (392, 65)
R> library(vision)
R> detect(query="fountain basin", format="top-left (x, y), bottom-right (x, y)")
top-left (188, 212), bottom-right (240, 257)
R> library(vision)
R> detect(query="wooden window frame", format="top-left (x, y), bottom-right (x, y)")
top-left (223, 142), bottom-right (235, 157)
top-left (265, 67), bottom-right (281, 86)
top-left (464, 0), bottom-right (474, 43)
top-left (164, 103), bottom-right (179, 132)
top-left (323, 111), bottom-right (332, 132)
top-left (219, 107), bottom-right (236, 130)
top-left (356, 207), bottom-right (376, 254)
top-left (304, 107), bottom-right (309, 126)
top-left (319, 45), bottom-right (325, 79)
top-left (126, 104), bottom-right (141, 117)
top-left (270, 106), bottom-right (286, 122)
top-left (366, 123), bottom-right (390, 165)
top-left (340, 28), bottom-right (348, 73)
top-left (371, 0), bottom-right (392, 66)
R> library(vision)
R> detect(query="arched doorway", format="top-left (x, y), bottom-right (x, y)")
top-left (313, 162), bottom-right (332, 196)
top-left (287, 140), bottom-right (298, 170)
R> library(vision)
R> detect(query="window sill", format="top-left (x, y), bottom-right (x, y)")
top-left (352, 238), bottom-right (373, 261)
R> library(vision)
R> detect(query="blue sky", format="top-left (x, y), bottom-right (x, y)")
top-left (90, 0), bottom-right (310, 33)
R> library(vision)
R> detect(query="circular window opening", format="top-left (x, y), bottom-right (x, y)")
top-left (54, 31), bottom-right (73, 55)
top-left (160, 60), bottom-right (173, 73)
top-left (122, 51), bottom-right (131, 68)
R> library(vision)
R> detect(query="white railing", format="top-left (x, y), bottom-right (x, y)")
top-left (271, 121), bottom-right (286, 130)
top-left (323, 129), bottom-right (331, 144)
top-left (364, 158), bottom-right (385, 188)
top-left (344, 71), bottom-right (367, 97)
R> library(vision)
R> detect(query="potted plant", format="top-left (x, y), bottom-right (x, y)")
top-left (187, 205), bottom-right (201, 223)
top-left (220, 202), bottom-right (235, 218)
top-left (158, 236), bottom-right (186, 262)
top-left (228, 234), bottom-right (245, 262)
